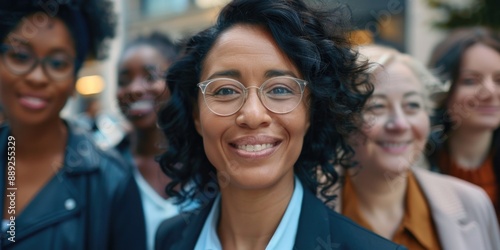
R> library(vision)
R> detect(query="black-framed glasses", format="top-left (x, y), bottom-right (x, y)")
top-left (197, 76), bottom-right (308, 116)
top-left (0, 44), bottom-right (75, 81)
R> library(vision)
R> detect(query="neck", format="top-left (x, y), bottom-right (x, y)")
top-left (448, 128), bottom-right (493, 168)
top-left (349, 168), bottom-right (407, 213)
top-left (130, 126), bottom-right (164, 156)
top-left (8, 119), bottom-right (67, 165)
top-left (218, 175), bottom-right (295, 250)
top-left (348, 167), bottom-right (407, 238)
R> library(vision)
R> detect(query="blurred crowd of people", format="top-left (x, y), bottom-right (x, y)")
top-left (1, 0), bottom-right (499, 249)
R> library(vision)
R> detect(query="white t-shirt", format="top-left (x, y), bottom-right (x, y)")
top-left (133, 169), bottom-right (182, 250)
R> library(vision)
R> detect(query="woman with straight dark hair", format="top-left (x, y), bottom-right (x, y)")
top-left (154, 0), bottom-right (407, 249)
top-left (427, 27), bottom-right (500, 223)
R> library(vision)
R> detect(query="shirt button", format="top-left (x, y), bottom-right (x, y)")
top-left (65, 198), bottom-right (76, 210)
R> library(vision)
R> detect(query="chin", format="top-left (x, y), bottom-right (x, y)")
top-left (223, 168), bottom-right (290, 191)
top-left (379, 158), bottom-right (412, 175)
top-left (130, 117), bottom-right (157, 130)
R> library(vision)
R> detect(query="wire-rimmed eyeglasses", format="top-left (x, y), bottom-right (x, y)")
top-left (197, 76), bottom-right (308, 116)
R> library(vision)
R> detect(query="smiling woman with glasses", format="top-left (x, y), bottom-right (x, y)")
top-left (154, 0), bottom-right (407, 249)
top-left (0, 1), bottom-right (146, 249)
top-left (0, 44), bottom-right (75, 80)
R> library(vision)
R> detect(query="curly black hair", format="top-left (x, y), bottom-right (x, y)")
top-left (0, 0), bottom-right (116, 71)
top-left (122, 32), bottom-right (179, 65)
top-left (157, 0), bottom-right (372, 205)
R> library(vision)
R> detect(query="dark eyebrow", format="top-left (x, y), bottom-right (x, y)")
top-left (265, 70), bottom-right (298, 78)
top-left (370, 94), bottom-right (388, 100)
top-left (7, 37), bottom-right (29, 47)
top-left (207, 69), bottom-right (298, 80)
top-left (208, 70), bottom-right (241, 79)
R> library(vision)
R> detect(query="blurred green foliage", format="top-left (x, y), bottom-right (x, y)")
top-left (427, 0), bottom-right (500, 29)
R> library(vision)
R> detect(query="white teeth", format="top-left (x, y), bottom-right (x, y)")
top-left (129, 100), bottom-right (153, 111)
top-left (237, 143), bottom-right (274, 152)
top-left (23, 96), bottom-right (45, 105)
top-left (380, 142), bottom-right (407, 148)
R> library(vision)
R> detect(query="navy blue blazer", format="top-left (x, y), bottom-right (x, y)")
top-left (155, 187), bottom-right (407, 250)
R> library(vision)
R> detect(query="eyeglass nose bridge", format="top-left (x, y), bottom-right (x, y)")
top-left (239, 85), bottom-right (267, 112)
top-left (25, 58), bottom-right (48, 79)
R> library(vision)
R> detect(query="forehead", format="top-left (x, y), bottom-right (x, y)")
top-left (6, 14), bottom-right (75, 54)
top-left (201, 24), bottom-right (300, 79)
top-left (120, 45), bottom-right (166, 66)
top-left (372, 62), bottom-right (423, 95)
top-left (461, 43), bottom-right (500, 69)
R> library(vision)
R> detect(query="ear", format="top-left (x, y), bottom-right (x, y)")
top-left (193, 102), bottom-right (202, 136)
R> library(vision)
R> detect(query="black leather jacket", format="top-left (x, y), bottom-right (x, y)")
top-left (0, 122), bottom-right (146, 249)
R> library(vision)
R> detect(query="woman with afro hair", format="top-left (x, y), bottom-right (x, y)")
top-left (0, 1), bottom-right (146, 249)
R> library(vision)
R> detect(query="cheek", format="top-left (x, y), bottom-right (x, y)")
top-left (59, 82), bottom-right (75, 100)
top-left (448, 88), bottom-right (477, 107)
top-left (361, 116), bottom-right (384, 140)
top-left (153, 82), bottom-right (169, 103)
top-left (411, 114), bottom-right (430, 147)
top-left (116, 88), bottom-right (127, 102)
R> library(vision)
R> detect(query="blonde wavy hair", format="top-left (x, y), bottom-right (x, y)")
top-left (356, 45), bottom-right (445, 113)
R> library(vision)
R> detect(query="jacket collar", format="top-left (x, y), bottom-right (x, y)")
top-left (170, 188), bottom-right (333, 250)
top-left (294, 188), bottom-right (332, 249)
top-left (61, 121), bottom-right (101, 174)
top-left (0, 122), bottom-right (99, 245)
top-left (412, 167), bottom-right (475, 250)
top-left (173, 199), bottom-right (214, 249)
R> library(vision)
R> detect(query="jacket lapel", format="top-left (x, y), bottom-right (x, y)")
top-left (173, 199), bottom-right (214, 250)
top-left (6, 175), bottom-right (83, 245)
top-left (412, 168), bottom-right (481, 250)
top-left (294, 189), bottom-right (333, 249)
top-left (1, 122), bottom-right (99, 246)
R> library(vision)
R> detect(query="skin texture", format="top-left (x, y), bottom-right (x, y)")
top-left (448, 43), bottom-right (500, 131)
top-left (1, 16), bottom-right (74, 217)
top-left (116, 44), bottom-right (171, 198)
top-left (352, 62), bottom-right (430, 176)
top-left (193, 24), bottom-right (310, 249)
top-left (195, 24), bottom-right (310, 191)
top-left (117, 44), bottom-right (170, 129)
top-left (0, 17), bottom-right (76, 127)
top-left (446, 43), bottom-right (500, 168)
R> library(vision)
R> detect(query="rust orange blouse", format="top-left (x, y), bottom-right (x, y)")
top-left (439, 151), bottom-right (499, 223)
top-left (342, 173), bottom-right (442, 250)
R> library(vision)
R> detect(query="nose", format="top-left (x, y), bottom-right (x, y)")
top-left (128, 76), bottom-right (148, 99)
top-left (235, 88), bottom-right (272, 129)
top-left (476, 77), bottom-right (498, 101)
top-left (385, 110), bottom-right (410, 132)
top-left (25, 62), bottom-right (49, 87)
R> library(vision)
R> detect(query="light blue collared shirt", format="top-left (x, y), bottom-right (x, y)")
top-left (194, 176), bottom-right (304, 250)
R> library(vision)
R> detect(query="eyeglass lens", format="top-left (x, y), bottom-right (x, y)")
top-left (1, 45), bottom-right (74, 80)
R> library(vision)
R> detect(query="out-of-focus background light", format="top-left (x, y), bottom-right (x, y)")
top-left (195, 0), bottom-right (230, 9)
top-left (76, 75), bottom-right (105, 96)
